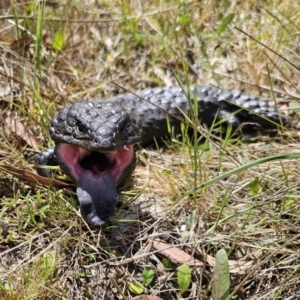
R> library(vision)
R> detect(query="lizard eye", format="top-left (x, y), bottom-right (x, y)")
top-left (76, 122), bottom-right (87, 133)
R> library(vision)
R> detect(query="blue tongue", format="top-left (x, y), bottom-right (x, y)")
top-left (76, 171), bottom-right (119, 225)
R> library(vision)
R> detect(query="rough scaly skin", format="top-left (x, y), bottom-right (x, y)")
top-left (37, 85), bottom-right (292, 225)
top-left (49, 86), bottom-right (290, 149)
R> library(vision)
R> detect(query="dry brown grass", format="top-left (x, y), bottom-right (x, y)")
top-left (1, 1), bottom-right (300, 299)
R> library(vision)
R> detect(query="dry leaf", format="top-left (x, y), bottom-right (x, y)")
top-left (0, 164), bottom-right (71, 187)
top-left (152, 238), bottom-right (254, 274)
top-left (152, 238), bottom-right (203, 267)
top-left (196, 246), bottom-right (254, 275)
top-left (48, 73), bottom-right (68, 96)
top-left (4, 113), bottom-right (38, 150)
top-left (132, 296), bottom-right (163, 300)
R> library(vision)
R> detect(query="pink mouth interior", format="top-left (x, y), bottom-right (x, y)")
top-left (55, 143), bottom-right (136, 225)
top-left (56, 143), bottom-right (135, 182)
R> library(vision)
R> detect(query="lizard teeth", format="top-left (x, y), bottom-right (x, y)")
top-left (105, 151), bottom-right (117, 163)
top-left (79, 147), bottom-right (90, 161)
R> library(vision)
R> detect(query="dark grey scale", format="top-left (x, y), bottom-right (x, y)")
top-left (36, 148), bottom-right (57, 177)
top-left (162, 90), bottom-right (175, 100)
top-left (170, 86), bottom-right (183, 93)
top-left (217, 90), bottom-right (235, 101)
top-left (137, 89), bottom-right (149, 97)
top-left (196, 93), bottom-right (208, 103)
top-left (235, 97), bottom-right (249, 106)
top-left (267, 112), bottom-right (281, 120)
top-left (141, 88), bottom-right (153, 97)
top-left (253, 107), bottom-right (269, 114)
top-left (168, 106), bottom-right (180, 115)
top-left (258, 100), bottom-right (269, 107)
top-left (190, 87), bottom-right (207, 101)
top-left (267, 106), bottom-right (276, 112)
top-left (147, 107), bottom-right (158, 119)
top-left (126, 97), bottom-right (141, 113)
top-left (231, 90), bottom-right (243, 100)
top-left (205, 88), bottom-right (214, 96)
top-left (270, 114), bottom-right (283, 123)
top-left (218, 110), bottom-right (241, 127)
top-left (249, 95), bottom-right (259, 100)
top-left (127, 93), bottom-right (136, 100)
top-left (149, 96), bottom-right (160, 105)
top-left (122, 95), bottom-right (132, 103)
top-left (203, 95), bottom-right (217, 103)
top-left (151, 87), bottom-right (164, 96)
top-left (216, 88), bottom-right (226, 96)
top-left (149, 88), bottom-right (159, 97)
top-left (242, 100), bottom-right (260, 110)
top-left (174, 95), bottom-right (186, 104)
top-left (236, 94), bottom-right (251, 104)
top-left (207, 88), bottom-right (218, 96)
top-left (161, 94), bottom-right (173, 105)
top-left (90, 120), bottom-right (101, 132)
top-left (88, 110), bottom-right (97, 119)
top-left (198, 86), bottom-right (211, 94)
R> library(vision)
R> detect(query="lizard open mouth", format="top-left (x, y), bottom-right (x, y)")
top-left (55, 143), bottom-right (136, 225)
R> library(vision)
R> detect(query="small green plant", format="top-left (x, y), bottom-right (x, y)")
top-left (162, 258), bottom-right (173, 269)
top-left (52, 29), bottom-right (66, 51)
top-left (142, 268), bottom-right (155, 287)
top-left (128, 268), bottom-right (155, 295)
top-left (177, 264), bottom-right (192, 295)
top-left (128, 282), bottom-right (144, 295)
top-left (212, 249), bottom-right (230, 300)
